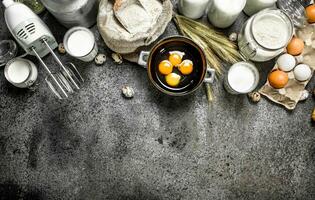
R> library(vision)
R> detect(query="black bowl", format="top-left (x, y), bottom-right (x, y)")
top-left (147, 36), bottom-right (207, 96)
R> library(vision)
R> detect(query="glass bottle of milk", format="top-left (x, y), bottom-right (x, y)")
top-left (178, 0), bottom-right (210, 19)
top-left (207, 0), bottom-right (247, 28)
top-left (243, 0), bottom-right (277, 16)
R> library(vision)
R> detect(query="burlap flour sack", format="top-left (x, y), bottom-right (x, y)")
top-left (259, 24), bottom-right (315, 110)
top-left (97, 0), bottom-right (173, 54)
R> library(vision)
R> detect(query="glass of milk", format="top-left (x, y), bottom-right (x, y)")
top-left (244, 0), bottom-right (277, 16)
top-left (4, 58), bottom-right (38, 88)
top-left (64, 27), bottom-right (98, 62)
top-left (207, 0), bottom-right (247, 28)
top-left (224, 62), bottom-right (260, 94)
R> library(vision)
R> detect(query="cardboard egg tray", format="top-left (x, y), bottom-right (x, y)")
top-left (259, 25), bottom-right (315, 110)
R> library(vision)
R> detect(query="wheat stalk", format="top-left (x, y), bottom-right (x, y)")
top-left (174, 14), bottom-right (241, 103)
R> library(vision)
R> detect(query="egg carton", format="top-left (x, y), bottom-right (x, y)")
top-left (259, 24), bottom-right (315, 110)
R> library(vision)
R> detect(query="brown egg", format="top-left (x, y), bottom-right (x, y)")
top-left (268, 70), bottom-right (289, 89)
top-left (286, 37), bottom-right (304, 56)
top-left (306, 4), bottom-right (315, 23)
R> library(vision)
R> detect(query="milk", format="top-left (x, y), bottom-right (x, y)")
top-left (4, 58), bottom-right (38, 88)
top-left (7, 59), bottom-right (30, 83)
top-left (178, 0), bottom-right (209, 19)
top-left (67, 30), bottom-right (94, 57)
top-left (244, 0), bottom-right (277, 16)
top-left (64, 27), bottom-right (98, 62)
top-left (207, 0), bottom-right (246, 28)
top-left (224, 62), bottom-right (259, 94)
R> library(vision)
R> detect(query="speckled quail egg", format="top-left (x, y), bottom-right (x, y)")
top-left (293, 64), bottom-right (312, 82)
top-left (277, 54), bottom-right (296, 72)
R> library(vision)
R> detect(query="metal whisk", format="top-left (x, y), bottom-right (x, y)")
top-left (32, 39), bottom-right (84, 99)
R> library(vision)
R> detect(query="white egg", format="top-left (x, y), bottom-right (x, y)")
top-left (277, 54), bottom-right (296, 72)
top-left (293, 64), bottom-right (312, 82)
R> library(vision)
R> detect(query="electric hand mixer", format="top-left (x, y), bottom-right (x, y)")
top-left (2, 0), bottom-right (84, 99)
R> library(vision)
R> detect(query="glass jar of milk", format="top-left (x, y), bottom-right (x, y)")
top-left (207, 0), bottom-right (246, 28)
top-left (244, 0), bottom-right (277, 16)
top-left (238, 9), bottom-right (293, 62)
top-left (178, 0), bottom-right (209, 19)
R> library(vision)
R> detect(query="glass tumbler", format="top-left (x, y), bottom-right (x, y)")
top-left (0, 40), bottom-right (18, 67)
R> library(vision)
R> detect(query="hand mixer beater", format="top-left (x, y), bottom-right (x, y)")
top-left (2, 0), bottom-right (84, 99)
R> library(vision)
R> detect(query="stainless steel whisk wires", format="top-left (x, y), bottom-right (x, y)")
top-left (32, 38), bottom-right (84, 99)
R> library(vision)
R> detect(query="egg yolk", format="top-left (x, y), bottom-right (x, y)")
top-left (165, 73), bottom-right (181, 87)
top-left (169, 53), bottom-right (182, 67)
top-left (179, 60), bottom-right (193, 75)
top-left (158, 60), bottom-right (173, 75)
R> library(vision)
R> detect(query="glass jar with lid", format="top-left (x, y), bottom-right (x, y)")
top-left (238, 9), bottom-right (294, 62)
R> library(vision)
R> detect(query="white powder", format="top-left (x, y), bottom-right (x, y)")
top-left (67, 30), bottom-right (95, 57)
top-left (228, 63), bottom-right (256, 93)
top-left (252, 13), bottom-right (290, 49)
top-left (7, 60), bottom-right (30, 84)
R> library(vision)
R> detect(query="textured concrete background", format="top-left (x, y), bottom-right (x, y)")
top-left (0, 1), bottom-right (315, 200)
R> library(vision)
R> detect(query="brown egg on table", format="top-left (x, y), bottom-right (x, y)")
top-left (179, 59), bottom-right (194, 75)
top-left (169, 51), bottom-right (185, 67)
top-left (306, 4), bottom-right (315, 23)
top-left (165, 73), bottom-right (181, 87)
top-left (268, 69), bottom-right (289, 89)
top-left (287, 37), bottom-right (304, 56)
top-left (158, 60), bottom-right (173, 75)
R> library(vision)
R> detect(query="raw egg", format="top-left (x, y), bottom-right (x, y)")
top-left (158, 60), bottom-right (173, 75)
top-left (169, 51), bottom-right (184, 66)
top-left (306, 4), bottom-right (315, 23)
top-left (179, 60), bottom-right (194, 75)
top-left (268, 70), bottom-right (289, 89)
top-left (287, 37), bottom-right (304, 56)
top-left (165, 73), bottom-right (181, 87)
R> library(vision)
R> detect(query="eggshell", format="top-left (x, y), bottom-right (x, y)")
top-left (277, 54), bottom-right (296, 72)
top-left (293, 64), bottom-right (312, 82)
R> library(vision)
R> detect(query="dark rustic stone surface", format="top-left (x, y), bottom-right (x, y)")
top-left (0, 1), bottom-right (314, 200)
